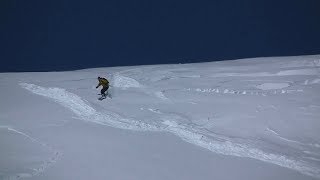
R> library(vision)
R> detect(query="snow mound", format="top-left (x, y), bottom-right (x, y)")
top-left (20, 83), bottom-right (96, 117)
top-left (256, 83), bottom-right (290, 90)
top-left (154, 91), bottom-right (169, 100)
top-left (312, 59), bottom-right (320, 66)
top-left (113, 74), bottom-right (141, 88)
top-left (20, 83), bottom-right (156, 131)
top-left (310, 78), bottom-right (320, 84)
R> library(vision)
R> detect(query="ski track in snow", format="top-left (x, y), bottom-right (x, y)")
top-left (266, 127), bottom-right (320, 150)
top-left (20, 83), bottom-right (320, 179)
top-left (0, 125), bottom-right (62, 180)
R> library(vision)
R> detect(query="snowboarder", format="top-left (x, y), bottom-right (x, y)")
top-left (96, 76), bottom-right (109, 98)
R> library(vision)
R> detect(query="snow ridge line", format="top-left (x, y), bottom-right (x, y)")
top-left (20, 83), bottom-right (320, 179)
top-left (185, 88), bottom-right (303, 96)
top-left (209, 68), bottom-right (319, 78)
top-left (0, 125), bottom-right (62, 179)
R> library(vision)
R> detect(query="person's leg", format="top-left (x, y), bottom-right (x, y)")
top-left (101, 88), bottom-right (106, 97)
top-left (101, 87), bottom-right (108, 97)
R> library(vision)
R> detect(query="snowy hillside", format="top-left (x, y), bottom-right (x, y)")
top-left (1, 55), bottom-right (320, 180)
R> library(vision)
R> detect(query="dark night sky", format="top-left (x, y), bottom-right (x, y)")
top-left (1, 0), bottom-right (320, 72)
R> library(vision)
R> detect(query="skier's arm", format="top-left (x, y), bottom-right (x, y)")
top-left (96, 82), bottom-right (101, 88)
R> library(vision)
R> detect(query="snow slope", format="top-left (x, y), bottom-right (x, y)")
top-left (1, 55), bottom-right (320, 180)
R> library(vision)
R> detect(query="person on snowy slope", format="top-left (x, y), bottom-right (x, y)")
top-left (96, 76), bottom-right (109, 97)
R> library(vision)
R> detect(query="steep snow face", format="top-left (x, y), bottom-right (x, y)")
top-left (1, 55), bottom-right (320, 180)
top-left (19, 83), bottom-right (320, 178)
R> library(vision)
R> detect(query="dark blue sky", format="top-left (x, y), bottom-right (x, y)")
top-left (1, 0), bottom-right (320, 72)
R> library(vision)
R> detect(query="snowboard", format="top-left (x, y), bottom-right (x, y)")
top-left (98, 92), bottom-right (111, 100)
top-left (98, 96), bottom-right (107, 101)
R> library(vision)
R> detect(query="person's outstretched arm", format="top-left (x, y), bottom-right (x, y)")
top-left (96, 82), bottom-right (101, 88)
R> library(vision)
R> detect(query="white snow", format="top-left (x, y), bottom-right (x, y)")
top-left (310, 78), bottom-right (320, 84)
top-left (112, 73), bottom-right (141, 89)
top-left (1, 55), bottom-right (320, 180)
top-left (276, 69), bottom-right (319, 76)
top-left (256, 83), bottom-right (290, 90)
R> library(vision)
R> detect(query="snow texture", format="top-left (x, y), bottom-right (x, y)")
top-left (1, 55), bottom-right (320, 180)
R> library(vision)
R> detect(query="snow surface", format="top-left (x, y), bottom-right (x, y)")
top-left (256, 83), bottom-right (290, 90)
top-left (1, 55), bottom-right (320, 180)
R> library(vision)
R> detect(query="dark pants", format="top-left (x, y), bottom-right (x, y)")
top-left (101, 86), bottom-right (109, 96)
